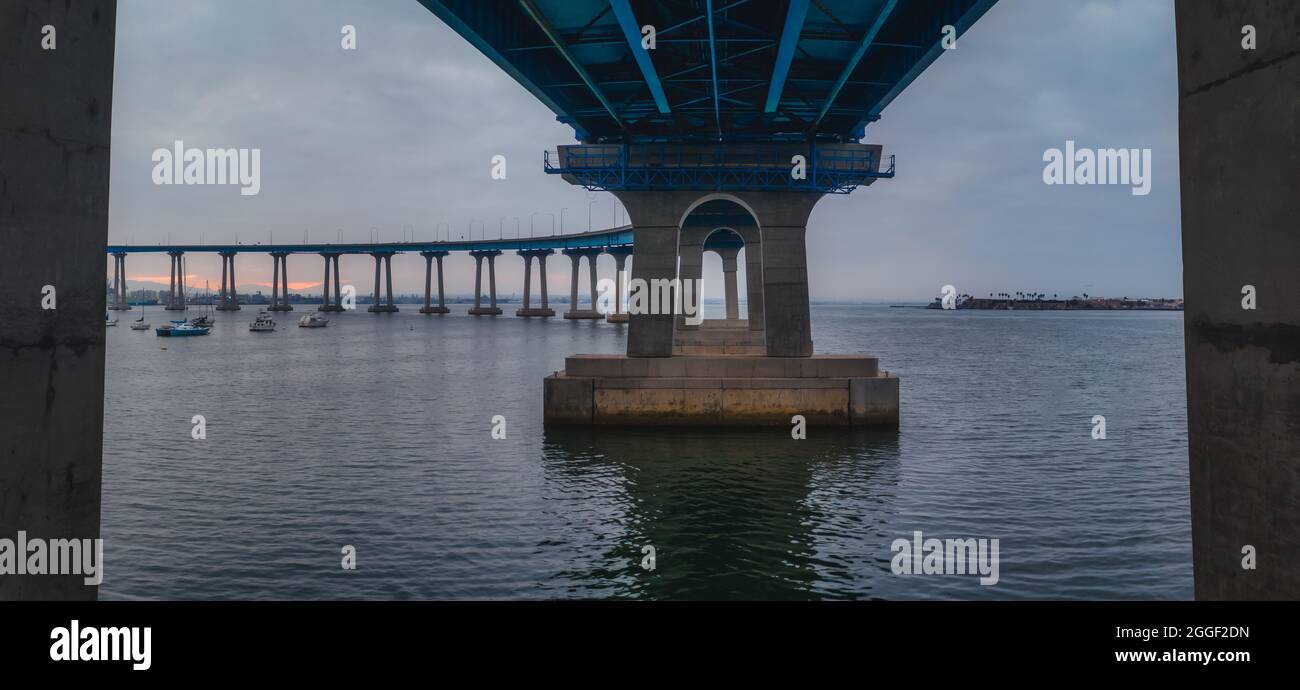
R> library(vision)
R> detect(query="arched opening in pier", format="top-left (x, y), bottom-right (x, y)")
top-left (676, 195), bottom-right (764, 354)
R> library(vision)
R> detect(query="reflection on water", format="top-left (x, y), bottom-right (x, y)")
top-left (100, 305), bottom-right (1190, 599)
top-left (541, 427), bottom-right (900, 600)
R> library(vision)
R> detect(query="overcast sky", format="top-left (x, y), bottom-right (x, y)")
top-left (108, 0), bottom-right (1181, 301)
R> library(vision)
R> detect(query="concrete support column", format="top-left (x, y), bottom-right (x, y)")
top-left (473, 254), bottom-right (483, 309)
top-left (436, 254), bottom-right (446, 310)
top-left (1176, 0), bottom-right (1300, 599)
top-left (269, 254), bottom-right (292, 311)
top-left (516, 250), bottom-right (555, 317)
top-left (423, 253), bottom-right (433, 310)
top-left (108, 253), bottom-right (129, 310)
top-left (736, 225), bottom-right (764, 332)
top-left (718, 247), bottom-right (740, 320)
top-left (418, 251), bottom-right (448, 314)
top-left (469, 250), bottom-right (502, 315)
top-left (317, 253), bottom-right (341, 311)
top-left (228, 254), bottom-right (239, 310)
top-left (522, 254), bottom-right (533, 309)
top-left (332, 255), bottom-right (341, 308)
top-left (371, 253), bottom-right (381, 310)
top-left (166, 252), bottom-right (186, 310)
top-left (321, 254), bottom-right (332, 309)
top-left (219, 253), bottom-right (229, 304)
top-left (606, 249), bottom-right (632, 323)
top-left (539, 253), bottom-right (550, 308)
top-left (611, 191), bottom-right (683, 356)
top-left (587, 252), bottom-right (599, 312)
top-left (568, 252), bottom-right (580, 310)
top-left (0, 0), bottom-right (117, 600)
top-left (677, 230), bottom-right (705, 331)
top-left (384, 255), bottom-right (394, 307)
top-left (270, 253), bottom-right (280, 306)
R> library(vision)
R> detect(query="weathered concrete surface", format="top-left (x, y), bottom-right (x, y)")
top-left (0, 0), bottom-right (116, 600)
top-left (544, 355), bottom-right (897, 427)
top-left (1176, 0), bottom-right (1300, 599)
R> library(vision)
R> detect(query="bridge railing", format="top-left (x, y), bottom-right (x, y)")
top-left (544, 145), bottom-right (894, 194)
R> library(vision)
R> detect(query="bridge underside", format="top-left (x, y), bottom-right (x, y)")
top-left (418, 0), bottom-right (1003, 427)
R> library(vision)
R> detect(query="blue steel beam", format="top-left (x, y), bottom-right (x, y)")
top-left (855, 0), bottom-right (999, 132)
top-left (705, 0), bottom-right (721, 139)
top-left (517, 0), bottom-right (625, 130)
top-left (764, 0), bottom-right (809, 113)
top-left (811, 0), bottom-right (898, 131)
top-left (608, 0), bottom-right (670, 115)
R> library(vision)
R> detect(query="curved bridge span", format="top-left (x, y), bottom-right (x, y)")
top-left (105, 226), bottom-right (634, 317)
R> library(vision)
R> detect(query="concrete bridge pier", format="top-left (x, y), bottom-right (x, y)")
top-left (268, 252), bottom-right (293, 312)
top-left (216, 251), bottom-right (240, 311)
top-left (165, 250), bottom-right (186, 310)
top-left (318, 253), bottom-right (344, 312)
top-left (468, 250), bottom-right (503, 315)
top-left (562, 248), bottom-right (602, 319)
top-left (419, 251), bottom-right (450, 314)
top-left (516, 249), bottom-right (555, 317)
top-left (545, 182), bottom-right (897, 427)
top-left (1176, 0), bottom-right (1300, 599)
top-left (108, 252), bottom-right (130, 310)
top-left (606, 247), bottom-right (632, 323)
top-left (1, 0), bottom-right (116, 600)
top-left (367, 252), bottom-right (398, 313)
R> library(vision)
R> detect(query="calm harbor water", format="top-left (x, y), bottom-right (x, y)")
top-left (101, 304), bottom-right (1190, 600)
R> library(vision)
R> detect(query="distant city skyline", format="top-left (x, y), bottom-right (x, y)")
top-left (108, 0), bottom-right (1181, 302)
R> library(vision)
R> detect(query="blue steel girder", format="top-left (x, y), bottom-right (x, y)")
top-left (417, 0), bottom-right (998, 144)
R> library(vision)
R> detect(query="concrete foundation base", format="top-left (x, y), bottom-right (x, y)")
top-left (675, 321), bottom-right (765, 355)
top-left (164, 305), bottom-right (186, 311)
top-left (606, 313), bottom-right (629, 323)
top-left (319, 304), bottom-right (345, 312)
top-left (367, 304), bottom-right (398, 313)
top-left (268, 304), bottom-right (294, 312)
top-left (516, 307), bottom-right (555, 317)
top-left (108, 304), bottom-right (131, 311)
top-left (544, 354), bottom-right (899, 427)
top-left (215, 304), bottom-right (240, 311)
top-left (469, 306), bottom-right (503, 315)
top-left (564, 310), bottom-right (603, 320)
top-left (420, 306), bottom-right (450, 314)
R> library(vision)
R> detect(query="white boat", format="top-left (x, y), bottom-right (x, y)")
top-left (297, 312), bottom-right (329, 328)
top-left (249, 312), bottom-right (276, 332)
top-left (130, 308), bottom-right (150, 330)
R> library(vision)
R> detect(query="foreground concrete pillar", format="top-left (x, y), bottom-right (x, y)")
top-left (0, 0), bottom-right (116, 601)
top-left (1176, 0), bottom-right (1300, 599)
top-left (612, 191), bottom-right (688, 356)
